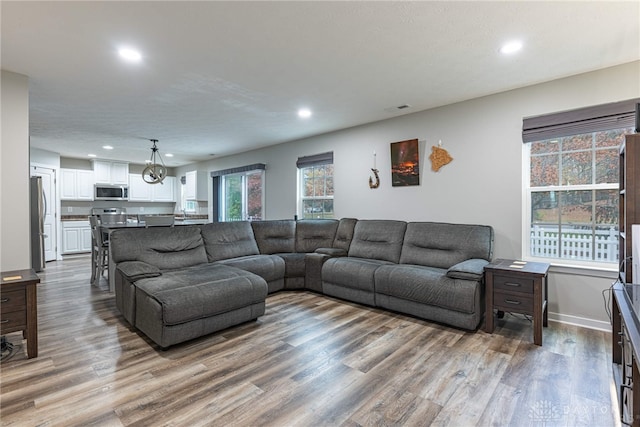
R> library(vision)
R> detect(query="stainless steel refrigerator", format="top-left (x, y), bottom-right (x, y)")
top-left (30, 176), bottom-right (45, 272)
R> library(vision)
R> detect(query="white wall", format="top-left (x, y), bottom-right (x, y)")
top-left (1, 70), bottom-right (30, 271)
top-left (182, 61), bottom-right (640, 330)
top-left (30, 147), bottom-right (60, 168)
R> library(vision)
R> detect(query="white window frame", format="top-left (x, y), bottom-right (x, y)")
top-left (522, 134), bottom-right (623, 270)
top-left (297, 163), bottom-right (334, 219)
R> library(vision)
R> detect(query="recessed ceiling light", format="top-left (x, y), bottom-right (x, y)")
top-left (500, 41), bottom-right (523, 55)
top-left (165, 153), bottom-right (174, 157)
top-left (102, 145), bottom-right (113, 150)
top-left (88, 154), bottom-right (97, 158)
top-left (298, 108), bottom-right (312, 119)
top-left (118, 47), bottom-right (142, 62)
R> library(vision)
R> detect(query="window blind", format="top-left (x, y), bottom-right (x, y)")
top-left (296, 152), bottom-right (333, 168)
top-left (210, 163), bottom-right (266, 177)
top-left (522, 98), bottom-right (639, 143)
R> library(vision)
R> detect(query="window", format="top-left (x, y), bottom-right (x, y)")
top-left (523, 99), bottom-right (638, 266)
top-left (212, 164), bottom-right (265, 222)
top-left (297, 152), bottom-right (334, 219)
top-left (526, 130), bottom-right (629, 264)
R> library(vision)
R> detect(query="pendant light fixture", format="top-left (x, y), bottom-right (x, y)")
top-left (142, 139), bottom-right (167, 184)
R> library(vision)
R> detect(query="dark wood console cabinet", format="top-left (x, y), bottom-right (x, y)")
top-left (613, 132), bottom-right (640, 425)
top-left (612, 283), bottom-right (640, 426)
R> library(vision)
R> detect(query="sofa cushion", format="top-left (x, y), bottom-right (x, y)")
top-left (277, 252), bottom-right (306, 278)
top-left (333, 218), bottom-right (357, 252)
top-left (348, 220), bottom-right (407, 263)
top-left (251, 220), bottom-right (296, 254)
top-left (110, 225), bottom-right (207, 270)
top-left (217, 254), bottom-right (285, 284)
top-left (374, 264), bottom-right (480, 314)
top-left (399, 222), bottom-right (494, 269)
top-left (323, 257), bottom-right (392, 293)
top-left (295, 220), bottom-right (338, 253)
top-left (135, 264), bottom-right (267, 326)
top-left (201, 221), bottom-right (260, 262)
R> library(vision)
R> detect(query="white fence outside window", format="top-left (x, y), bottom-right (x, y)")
top-left (530, 225), bottom-right (618, 262)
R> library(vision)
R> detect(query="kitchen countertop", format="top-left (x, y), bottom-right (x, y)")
top-left (173, 219), bottom-right (209, 225)
top-left (61, 215), bottom-right (209, 224)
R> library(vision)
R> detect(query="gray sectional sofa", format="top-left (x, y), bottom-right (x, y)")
top-left (110, 218), bottom-right (494, 348)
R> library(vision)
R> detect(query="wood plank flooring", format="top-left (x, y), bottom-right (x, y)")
top-left (0, 256), bottom-right (619, 426)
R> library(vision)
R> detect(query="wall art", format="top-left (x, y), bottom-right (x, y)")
top-left (390, 138), bottom-right (419, 186)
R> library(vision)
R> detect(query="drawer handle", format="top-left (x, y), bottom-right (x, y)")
top-left (0, 319), bottom-right (9, 324)
top-left (504, 282), bottom-right (522, 287)
top-left (0, 298), bottom-right (8, 303)
top-left (504, 299), bottom-right (521, 305)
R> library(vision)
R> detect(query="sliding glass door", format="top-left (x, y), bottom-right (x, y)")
top-left (221, 170), bottom-right (264, 221)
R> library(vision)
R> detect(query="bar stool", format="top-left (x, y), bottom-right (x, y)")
top-left (89, 215), bottom-right (109, 284)
top-left (144, 215), bottom-right (175, 227)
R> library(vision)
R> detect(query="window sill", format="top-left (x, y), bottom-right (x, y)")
top-left (522, 257), bottom-right (618, 279)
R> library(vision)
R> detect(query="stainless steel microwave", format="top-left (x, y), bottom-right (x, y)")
top-left (94, 184), bottom-right (128, 201)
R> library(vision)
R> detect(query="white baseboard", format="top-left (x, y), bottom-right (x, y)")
top-left (548, 311), bottom-right (612, 332)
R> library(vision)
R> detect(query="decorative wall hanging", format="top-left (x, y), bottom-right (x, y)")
top-left (429, 140), bottom-right (453, 172)
top-left (369, 150), bottom-right (380, 189)
top-left (390, 138), bottom-right (419, 186)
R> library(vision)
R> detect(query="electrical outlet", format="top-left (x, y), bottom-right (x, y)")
top-left (67, 207), bottom-right (73, 213)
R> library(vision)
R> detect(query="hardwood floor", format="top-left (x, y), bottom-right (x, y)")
top-left (1, 256), bottom-right (619, 426)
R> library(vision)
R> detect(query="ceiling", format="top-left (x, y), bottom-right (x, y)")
top-left (3, 1), bottom-right (639, 167)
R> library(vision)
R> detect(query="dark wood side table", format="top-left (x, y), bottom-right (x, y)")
top-left (484, 259), bottom-right (549, 346)
top-left (1, 269), bottom-right (40, 358)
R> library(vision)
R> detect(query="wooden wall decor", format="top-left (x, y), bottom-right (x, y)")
top-left (369, 151), bottom-right (380, 189)
top-left (429, 142), bottom-right (453, 172)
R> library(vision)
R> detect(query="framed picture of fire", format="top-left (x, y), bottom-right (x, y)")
top-left (390, 138), bottom-right (419, 186)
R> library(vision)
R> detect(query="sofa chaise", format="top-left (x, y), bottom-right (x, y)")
top-left (110, 218), bottom-right (493, 348)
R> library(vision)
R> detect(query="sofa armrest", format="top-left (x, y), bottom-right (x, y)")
top-left (315, 247), bottom-right (348, 257)
top-left (446, 258), bottom-right (489, 281)
top-left (116, 261), bottom-right (162, 281)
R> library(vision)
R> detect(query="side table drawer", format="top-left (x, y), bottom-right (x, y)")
top-left (1, 289), bottom-right (26, 312)
top-left (0, 309), bottom-right (27, 334)
top-left (494, 291), bottom-right (534, 314)
top-left (494, 275), bottom-right (534, 294)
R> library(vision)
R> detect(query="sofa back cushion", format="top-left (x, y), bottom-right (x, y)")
top-left (348, 220), bottom-right (407, 263)
top-left (295, 219), bottom-right (339, 253)
top-left (201, 221), bottom-right (260, 262)
top-left (251, 220), bottom-right (296, 254)
top-left (110, 225), bottom-right (207, 270)
top-left (400, 222), bottom-right (494, 268)
top-left (333, 218), bottom-right (357, 252)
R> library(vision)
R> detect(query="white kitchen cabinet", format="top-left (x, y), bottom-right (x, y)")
top-left (93, 160), bottom-right (129, 185)
top-left (152, 176), bottom-right (176, 202)
top-left (62, 220), bottom-right (92, 254)
top-left (185, 171), bottom-right (208, 201)
top-left (128, 174), bottom-right (176, 202)
top-left (128, 173), bottom-right (152, 201)
top-left (60, 169), bottom-right (94, 200)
